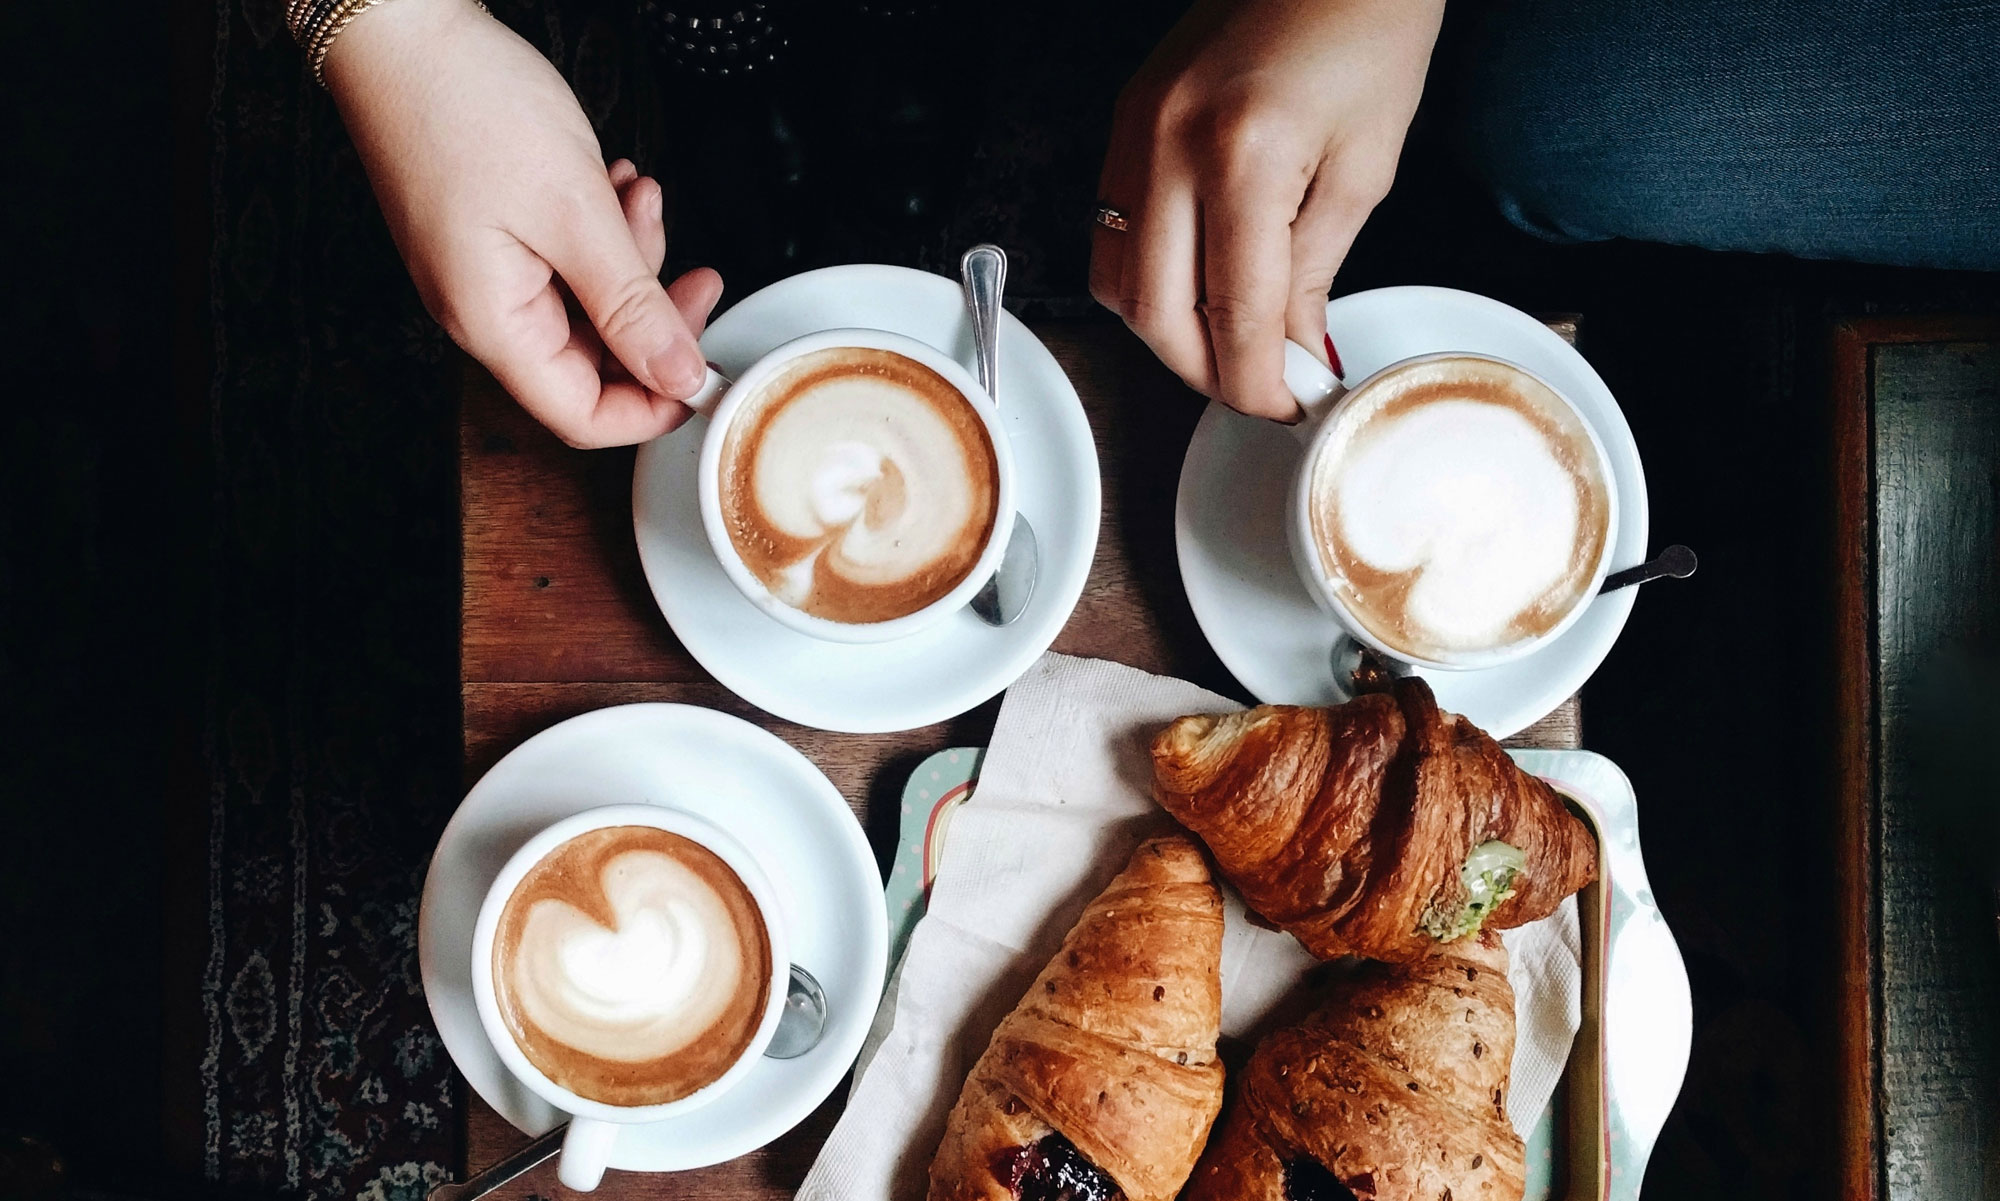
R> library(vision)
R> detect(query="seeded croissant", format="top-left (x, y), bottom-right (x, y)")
top-left (927, 835), bottom-right (1226, 1201)
top-left (1151, 677), bottom-right (1594, 963)
top-left (1183, 933), bottom-right (1526, 1201)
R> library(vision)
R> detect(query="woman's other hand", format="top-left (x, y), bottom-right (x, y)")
top-left (1091, 0), bottom-right (1444, 419)
top-left (326, 0), bottom-right (721, 447)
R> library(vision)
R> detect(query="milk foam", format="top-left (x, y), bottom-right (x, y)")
top-left (720, 348), bottom-right (1000, 625)
top-left (749, 374), bottom-right (977, 586)
top-left (506, 849), bottom-right (748, 1064)
top-left (1310, 358), bottom-right (1608, 659)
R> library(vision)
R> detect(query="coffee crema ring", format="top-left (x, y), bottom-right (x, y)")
top-left (492, 825), bottom-right (773, 1108)
top-left (719, 346), bottom-right (1001, 625)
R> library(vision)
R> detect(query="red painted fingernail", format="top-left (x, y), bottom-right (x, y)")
top-left (1324, 333), bottom-right (1345, 380)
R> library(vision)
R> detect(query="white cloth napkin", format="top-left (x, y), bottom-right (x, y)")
top-left (799, 654), bottom-right (1580, 1201)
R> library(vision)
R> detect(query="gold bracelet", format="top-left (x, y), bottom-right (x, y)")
top-left (306, 0), bottom-right (391, 87)
top-left (300, 0), bottom-right (490, 89)
top-left (287, 0), bottom-right (342, 49)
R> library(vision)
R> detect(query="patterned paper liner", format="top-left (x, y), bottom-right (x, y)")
top-left (885, 747), bottom-right (1689, 1201)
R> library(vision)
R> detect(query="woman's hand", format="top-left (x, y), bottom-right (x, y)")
top-left (325, 0), bottom-right (720, 447)
top-left (1091, 0), bottom-right (1445, 419)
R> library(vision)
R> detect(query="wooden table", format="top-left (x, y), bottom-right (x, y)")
top-left (458, 316), bottom-right (1582, 1197)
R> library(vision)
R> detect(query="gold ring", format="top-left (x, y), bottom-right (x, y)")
top-left (1093, 203), bottom-right (1131, 233)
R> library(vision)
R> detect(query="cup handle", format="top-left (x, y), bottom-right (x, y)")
top-left (1283, 340), bottom-right (1346, 443)
top-left (557, 1116), bottom-right (620, 1192)
top-left (681, 366), bottom-right (731, 419)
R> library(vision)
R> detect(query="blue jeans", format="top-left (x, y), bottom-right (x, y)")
top-left (1454, 0), bottom-right (2000, 271)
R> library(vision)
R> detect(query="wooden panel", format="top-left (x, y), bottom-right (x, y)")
top-left (456, 314), bottom-right (1589, 1197)
top-left (1869, 333), bottom-right (2000, 1201)
top-left (1832, 317), bottom-right (2000, 1201)
top-left (461, 374), bottom-right (690, 684)
top-left (1503, 702), bottom-right (1581, 752)
top-left (1830, 320), bottom-right (1881, 1201)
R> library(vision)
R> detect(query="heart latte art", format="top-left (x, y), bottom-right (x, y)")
top-left (1307, 357), bottom-right (1612, 662)
top-left (493, 826), bottom-right (772, 1107)
top-left (720, 347), bottom-right (1000, 624)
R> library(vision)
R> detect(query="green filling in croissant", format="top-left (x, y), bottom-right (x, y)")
top-left (1419, 839), bottom-right (1526, 942)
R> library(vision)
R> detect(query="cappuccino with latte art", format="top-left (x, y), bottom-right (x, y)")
top-left (491, 825), bottom-right (773, 1108)
top-left (718, 347), bottom-right (1001, 625)
top-left (1303, 356), bottom-right (1613, 665)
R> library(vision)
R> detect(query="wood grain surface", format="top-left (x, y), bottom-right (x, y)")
top-left (1832, 317), bottom-right (2000, 1201)
top-left (1830, 318), bottom-right (1882, 1201)
top-left (457, 315), bottom-right (1586, 1198)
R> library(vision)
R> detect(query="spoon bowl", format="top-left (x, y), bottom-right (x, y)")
top-left (762, 964), bottom-right (830, 1060)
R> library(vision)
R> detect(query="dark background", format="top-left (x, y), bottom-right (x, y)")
top-left (3, 0), bottom-right (185, 1195)
top-left (4, 1), bottom-right (1998, 1199)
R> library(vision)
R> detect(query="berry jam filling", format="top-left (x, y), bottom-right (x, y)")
top-left (990, 1132), bottom-right (1124, 1201)
top-left (1282, 1157), bottom-right (1365, 1201)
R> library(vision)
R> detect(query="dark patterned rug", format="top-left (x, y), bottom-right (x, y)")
top-left (197, 0), bottom-right (460, 1190)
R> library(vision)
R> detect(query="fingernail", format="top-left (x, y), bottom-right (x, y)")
top-left (1324, 333), bottom-right (1345, 380)
top-left (647, 182), bottom-right (664, 217)
top-left (648, 342), bottom-right (707, 396)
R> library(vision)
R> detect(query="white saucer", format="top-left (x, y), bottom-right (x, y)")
top-left (1176, 286), bottom-right (1650, 738)
top-left (417, 704), bottom-right (888, 1172)
top-left (633, 264), bottom-right (1101, 734)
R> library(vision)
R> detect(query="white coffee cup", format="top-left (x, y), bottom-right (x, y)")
top-left (1277, 341), bottom-right (1619, 671)
top-left (470, 804), bottom-right (790, 1192)
top-left (671, 327), bottom-right (1017, 643)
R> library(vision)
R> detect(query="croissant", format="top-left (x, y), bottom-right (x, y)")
top-left (1184, 933), bottom-right (1526, 1201)
top-left (927, 834), bottom-right (1226, 1201)
top-left (1151, 677), bottom-right (1594, 963)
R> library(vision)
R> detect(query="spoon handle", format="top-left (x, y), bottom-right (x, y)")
top-left (961, 244), bottom-right (1006, 400)
top-left (1600, 544), bottom-right (1698, 594)
top-left (426, 1123), bottom-right (565, 1201)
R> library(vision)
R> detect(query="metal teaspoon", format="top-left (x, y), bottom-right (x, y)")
top-left (1599, 544), bottom-right (1698, 593)
top-left (961, 244), bottom-right (1039, 626)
